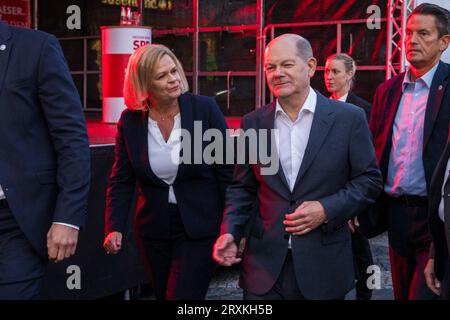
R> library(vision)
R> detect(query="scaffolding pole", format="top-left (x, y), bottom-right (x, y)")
top-left (386, 0), bottom-right (415, 79)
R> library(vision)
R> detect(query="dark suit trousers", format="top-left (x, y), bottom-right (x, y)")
top-left (0, 201), bottom-right (46, 299)
top-left (243, 250), bottom-right (305, 300)
top-left (386, 197), bottom-right (438, 300)
top-left (441, 255), bottom-right (450, 300)
top-left (135, 204), bottom-right (216, 300)
top-left (351, 229), bottom-right (374, 299)
top-left (243, 250), bottom-right (345, 300)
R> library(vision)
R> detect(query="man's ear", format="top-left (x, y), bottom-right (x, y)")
top-left (307, 57), bottom-right (317, 78)
top-left (439, 34), bottom-right (450, 52)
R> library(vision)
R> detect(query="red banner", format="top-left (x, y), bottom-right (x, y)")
top-left (0, 0), bottom-right (31, 28)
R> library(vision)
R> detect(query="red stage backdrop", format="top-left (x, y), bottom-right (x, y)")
top-left (0, 0), bottom-right (31, 28)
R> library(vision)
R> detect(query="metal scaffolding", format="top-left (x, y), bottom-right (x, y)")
top-left (386, 0), bottom-right (415, 79)
top-left (48, 0), bottom-right (419, 111)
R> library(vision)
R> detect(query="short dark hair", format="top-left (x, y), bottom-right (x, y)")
top-left (409, 3), bottom-right (450, 38)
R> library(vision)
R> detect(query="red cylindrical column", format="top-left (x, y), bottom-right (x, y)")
top-left (101, 26), bottom-right (152, 123)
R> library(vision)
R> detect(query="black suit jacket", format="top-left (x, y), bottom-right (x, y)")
top-left (366, 61), bottom-right (450, 237)
top-left (0, 22), bottom-right (91, 258)
top-left (346, 91), bottom-right (372, 122)
top-left (105, 93), bottom-right (233, 239)
top-left (220, 91), bottom-right (383, 299)
top-left (428, 137), bottom-right (450, 280)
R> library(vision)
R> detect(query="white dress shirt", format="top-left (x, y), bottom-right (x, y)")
top-left (385, 63), bottom-right (439, 196)
top-left (0, 185), bottom-right (4, 200)
top-left (274, 88), bottom-right (317, 248)
top-left (147, 113), bottom-right (181, 204)
top-left (330, 92), bottom-right (348, 102)
top-left (438, 158), bottom-right (450, 222)
top-left (274, 87), bottom-right (317, 191)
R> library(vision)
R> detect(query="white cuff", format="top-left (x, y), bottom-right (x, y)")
top-left (52, 222), bottom-right (80, 230)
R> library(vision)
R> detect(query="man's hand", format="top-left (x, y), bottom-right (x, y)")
top-left (283, 201), bottom-right (326, 236)
top-left (47, 224), bottom-right (79, 262)
top-left (348, 216), bottom-right (360, 233)
top-left (103, 231), bottom-right (123, 255)
top-left (424, 258), bottom-right (441, 296)
top-left (213, 234), bottom-right (242, 266)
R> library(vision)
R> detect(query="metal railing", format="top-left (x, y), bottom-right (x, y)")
top-left (53, 1), bottom-right (398, 112)
top-left (259, 18), bottom-right (388, 105)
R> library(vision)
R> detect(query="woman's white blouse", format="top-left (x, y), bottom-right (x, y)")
top-left (147, 113), bottom-right (181, 204)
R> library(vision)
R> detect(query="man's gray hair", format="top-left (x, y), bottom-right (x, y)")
top-left (272, 33), bottom-right (314, 62)
top-left (295, 36), bottom-right (314, 62)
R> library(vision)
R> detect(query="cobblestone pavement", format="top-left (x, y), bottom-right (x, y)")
top-left (206, 232), bottom-right (394, 300)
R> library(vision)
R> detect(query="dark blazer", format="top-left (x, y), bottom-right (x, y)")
top-left (367, 61), bottom-right (450, 237)
top-left (344, 92), bottom-right (374, 237)
top-left (346, 91), bottom-right (372, 122)
top-left (220, 91), bottom-right (383, 299)
top-left (0, 22), bottom-right (91, 258)
top-left (105, 93), bottom-right (233, 239)
top-left (428, 137), bottom-right (450, 280)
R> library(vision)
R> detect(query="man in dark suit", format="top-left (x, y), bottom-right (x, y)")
top-left (0, 21), bottom-right (90, 299)
top-left (213, 33), bottom-right (382, 300)
top-left (424, 136), bottom-right (450, 299)
top-left (369, 3), bottom-right (450, 300)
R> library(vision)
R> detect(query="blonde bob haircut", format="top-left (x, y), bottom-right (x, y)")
top-left (123, 44), bottom-right (189, 110)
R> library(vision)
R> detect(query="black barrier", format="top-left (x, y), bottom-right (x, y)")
top-left (40, 145), bottom-right (148, 299)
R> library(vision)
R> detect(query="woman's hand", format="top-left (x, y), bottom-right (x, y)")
top-left (103, 231), bottom-right (123, 255)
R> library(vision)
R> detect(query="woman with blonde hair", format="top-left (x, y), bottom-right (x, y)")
top-left (325, 53), bottom-right (374, 300)
top-left (324, 53), bottom-right (371, 120)
top-left (103, 44), bottom-right (233, 300)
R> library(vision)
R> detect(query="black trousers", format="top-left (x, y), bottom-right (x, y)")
top-left (441, 257), bottom-right (450, 300)
top-left (351, 229), bottom-right (374, 300)
top-left (243, 250), bottom-right (345, 300)
top-left (0, 200), bottom-right (46, 299)
top-left (386, 197), bottom-right (438, 300)
top-left (135, 204), bottom-right (216, 300)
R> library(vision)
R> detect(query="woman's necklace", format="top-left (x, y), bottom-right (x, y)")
top-left (148, 105), bottom-right (179, 122)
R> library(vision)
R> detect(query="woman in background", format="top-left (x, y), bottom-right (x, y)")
top-left (103, 44), bottom-right (233, 300)
top-left (325, 53), bottom-right (374, 300)
top-left (325, 53), bottom-right (371, 121)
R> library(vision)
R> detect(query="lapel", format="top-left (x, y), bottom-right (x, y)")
top-left (423, 61), bottom-right (449, 150)
top-left (345, 91), bottom-right (355, 104)
top-left (435, 134), bottom-right (450, 190)
top-left (259, 100), bottom-right (291, 199)
top-left (379, 74), bottom-right (404, 167)
top-left (444, 137), bottom-right (450, 225)
top-left (292, 92), bottom-right (336, 194)
top-left (0, 21), bottom-right (12, 94)
top-left (174, 93), bottom-right (192, 184)
top-left (137, 110), bottom-right (166, 187)
top-left (138, 94), bottom-right (193, 187)
top-left (430, 135), bottom-right (450, 217)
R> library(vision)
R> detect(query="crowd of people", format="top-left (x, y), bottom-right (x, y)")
top-left (0, 3), bottom-right (449, 300)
